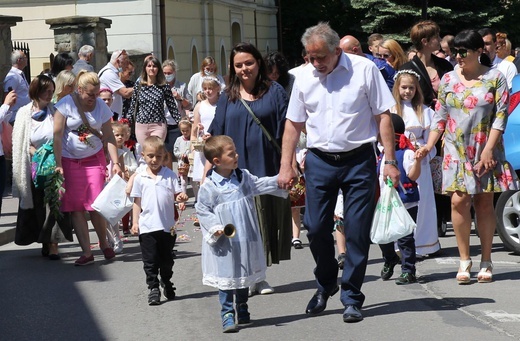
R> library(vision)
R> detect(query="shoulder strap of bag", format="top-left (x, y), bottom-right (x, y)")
top-left (239, 97), bottom-right (281, 154)
top-left (71, 92), bottom-right (104, 140)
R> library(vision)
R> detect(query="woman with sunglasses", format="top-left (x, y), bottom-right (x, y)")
top-left (377, 39), bottom-right (407, 72)
top-left (12, 75), bottom-right (73, 259)
top-left (417, 29), bottom-right (517, 284)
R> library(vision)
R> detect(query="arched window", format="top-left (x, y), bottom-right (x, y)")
top-left (191, 45), bottom-right (198, 75)
top-left (231, 22), bottom-right (242, 47)
top-left (220, 45), bottom-right (227, 76)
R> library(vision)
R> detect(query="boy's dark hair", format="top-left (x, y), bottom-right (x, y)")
top-left (203, 135), bottom-right (234, 164)
top-left (392, 114), bottom-right (406, 135)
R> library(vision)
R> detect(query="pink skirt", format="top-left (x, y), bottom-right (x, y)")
top-left (60, 149), bottom-right (107, 212)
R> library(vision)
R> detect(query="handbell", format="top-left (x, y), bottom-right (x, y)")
top-left (223, 224), bottom-right (236, 238)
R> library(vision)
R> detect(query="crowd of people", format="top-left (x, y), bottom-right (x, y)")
top-left (1, 19), bottom-right (519, 332)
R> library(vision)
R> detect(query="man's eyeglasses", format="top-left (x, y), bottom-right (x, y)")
top-left (376, 53), bottom-right (392, 59)
top-left (452, 48), bottom-right (469, 58)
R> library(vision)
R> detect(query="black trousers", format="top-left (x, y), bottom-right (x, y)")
top-left (139, 230), bottom-right (175, 289)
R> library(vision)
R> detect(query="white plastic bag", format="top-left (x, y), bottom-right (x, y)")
top-left (370, 179), bottom-right (416, 244)
top-left (92, 174), bottom-right (134, 226)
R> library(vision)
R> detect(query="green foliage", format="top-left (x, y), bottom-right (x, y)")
top-left (281, 0), bottom-right (520, 60)
top-left (44, 171), bottom-right (65, 220)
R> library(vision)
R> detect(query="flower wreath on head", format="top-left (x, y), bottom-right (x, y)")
top-left (202, 76), bottom-right (222, 87)
top-left (393, 69), bottom-right (421, 82)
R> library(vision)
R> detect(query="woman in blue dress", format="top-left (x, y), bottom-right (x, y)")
top-left (209, 42), bottom-right (291, 295)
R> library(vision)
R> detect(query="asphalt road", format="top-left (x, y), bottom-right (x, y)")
top-left (1, 195), bottom-right (520, 341)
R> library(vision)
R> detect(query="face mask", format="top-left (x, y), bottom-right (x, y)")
top-left (165, 74), bottom-right (175, 83)
top-left (204, 70), bottom-right (214, 76)
top-left (118, 67), bottom-right (123, 73)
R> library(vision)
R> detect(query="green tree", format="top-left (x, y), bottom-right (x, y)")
top-left (280, 0), bottom-right (520, 60)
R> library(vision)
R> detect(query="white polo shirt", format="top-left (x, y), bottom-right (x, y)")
top-left (492, 55), bottom-right (517, 90)
top-left (99, 63), bottom-right (125, 115)
top-left (286, 53), bottom-right (395, 153)
top-left (130, 166), bottom-right (182, 234)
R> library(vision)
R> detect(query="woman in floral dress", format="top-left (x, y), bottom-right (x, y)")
top-left (417, 30), bottom-right (518, 284)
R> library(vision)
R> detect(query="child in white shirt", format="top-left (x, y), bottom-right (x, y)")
top-left (130, 136), bottom-right (188, 305)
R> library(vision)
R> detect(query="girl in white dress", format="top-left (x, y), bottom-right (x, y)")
top-left (190, 77), bottom-right (222, 204)
top-left (392, 70), bottom-right (441, 256)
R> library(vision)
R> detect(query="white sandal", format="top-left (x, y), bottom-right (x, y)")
top-left (477, 261), bottom-right (493, 283)
top-left (456, 259), bottom-right (472, 284)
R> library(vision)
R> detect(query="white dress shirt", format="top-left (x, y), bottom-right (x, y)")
top-left (286, 53), bottom-right (395, 152)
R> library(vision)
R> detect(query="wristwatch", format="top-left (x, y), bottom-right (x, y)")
top-left (384, 160), bottom-right (398, 166)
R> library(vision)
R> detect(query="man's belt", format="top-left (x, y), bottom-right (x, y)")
top-left (308, 143), bottom-right (373, 161)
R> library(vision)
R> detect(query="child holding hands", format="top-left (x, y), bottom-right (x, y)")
top-left (378, 114), bottom-right (421, 285)
top-left (195, 135), bottom-right (287, 333)
top-left (130, 136), bottom-right (188, 305)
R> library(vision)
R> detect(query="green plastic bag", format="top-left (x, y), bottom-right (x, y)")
top-left (370, 179), bottom-right (416, 244)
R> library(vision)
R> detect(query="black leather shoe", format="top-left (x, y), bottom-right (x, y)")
top-left (305, 285), bottom-right (339, 315)
top-left (343, 305), bottom-right (363, 323)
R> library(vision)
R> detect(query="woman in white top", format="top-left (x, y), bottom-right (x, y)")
top-left (12, 75), bottom-right (73, 259)
top-left (54, 71), bottom-right (122, 266)
top-left (187, 57), bottom-right (225, 108)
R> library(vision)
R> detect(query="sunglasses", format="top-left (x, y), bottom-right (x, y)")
top-left (452, 48), bottom-right (469, 58)
top-left (376, 53), bottom-right (392, 59)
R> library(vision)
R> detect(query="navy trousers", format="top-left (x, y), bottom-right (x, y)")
top-left (304, 148), bottom-right (377, 309)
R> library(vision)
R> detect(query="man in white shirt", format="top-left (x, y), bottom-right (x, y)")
top-left (98, 50), bottom-right (133, 118)
top-left (3, 50), bottom-right (30, 123)
top-left (0, 90), bottom-right (17, 215)
top-left (479, 28), bottom-right (517, 90)
top-left (278, 22), bottom-right (399, 323)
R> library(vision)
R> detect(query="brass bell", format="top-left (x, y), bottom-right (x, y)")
top-left (223, 224), bottom-right (236, 238)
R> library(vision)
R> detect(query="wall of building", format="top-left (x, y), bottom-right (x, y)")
top-left (0, 0), bottom-right (278, 83)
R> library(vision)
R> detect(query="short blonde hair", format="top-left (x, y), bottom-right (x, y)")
top-left (203, 135), bottom-right (234, 164)
top-left (142, 136), bottom-right (164, 153)
top-left (178, 120), bottom-right (192, 130)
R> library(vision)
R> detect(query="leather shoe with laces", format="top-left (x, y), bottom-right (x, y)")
top-left (343, 305), bottom-right (363, 323)
top-left (305, 285), bottom-right (339, 315)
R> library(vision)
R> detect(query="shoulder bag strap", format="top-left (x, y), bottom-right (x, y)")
top-left (239, 97), bottom-right (281, 154)
top-left (71, 92), bottom-right (104, 140)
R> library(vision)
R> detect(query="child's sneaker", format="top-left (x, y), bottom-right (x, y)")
top-left (163, 284), bottom-right (176, 300)
top-left (222, 313), bottom-right (238, 333)
top-left (236, 303), bottom-right (250, 324)
top-left (113, 240), bottom-right (124, 254)
top-left (148, 288), bottom-right (161, 305)
top-left (395, 272), bottom-right (417, 285)
top-left (381, 257), bottom-right (400, 280)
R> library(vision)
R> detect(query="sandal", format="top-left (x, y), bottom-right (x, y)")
top-left (292, 238), bottom-right (303, 249)
top-left (477, 261), bottom-right (493, 283)
top-left (456, 259), bottom-right (472, 284)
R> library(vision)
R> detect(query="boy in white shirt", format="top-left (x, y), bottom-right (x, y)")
top-left (131, 136), bottom-right (188, 305)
